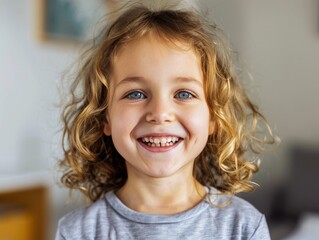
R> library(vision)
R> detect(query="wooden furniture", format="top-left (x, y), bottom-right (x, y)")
top-left (0, 185), bottom-right (48, 240)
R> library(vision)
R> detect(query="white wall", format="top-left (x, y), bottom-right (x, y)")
top-left (202, 0), bottom-right (319, 139)
top-left (240, 0), bottom-right (319, 141)
top-left (0, 0), bottom-right (82, 237)
top-left (0, 0), bottom-right (77, 173)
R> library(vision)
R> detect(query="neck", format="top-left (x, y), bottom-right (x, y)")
top-left (116, 172), bottom-right (206, 215)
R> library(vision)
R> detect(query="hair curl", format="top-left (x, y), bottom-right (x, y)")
top-left (59, 6), bottom-right (277, 202)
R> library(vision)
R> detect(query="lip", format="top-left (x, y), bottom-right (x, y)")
top-left (137, 133), bottom-right (183, 153)
top-left (138, 133), bottom-right (182, 138)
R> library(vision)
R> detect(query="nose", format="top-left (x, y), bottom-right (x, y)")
top-left (145, 95), bottom-right (175, 124)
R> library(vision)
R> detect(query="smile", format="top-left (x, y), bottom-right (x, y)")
top-left (139, 136), bottom-right (181, 147)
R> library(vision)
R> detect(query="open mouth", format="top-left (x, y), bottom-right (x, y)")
top-left (138, 136), bottom-right (181, 147)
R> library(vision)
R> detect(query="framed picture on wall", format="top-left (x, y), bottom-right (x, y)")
top-left (37, 0), bottom-right (107, 43)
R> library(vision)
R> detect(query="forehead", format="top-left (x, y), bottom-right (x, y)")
top-left (110, 32), bottom-right (203, 83)
top-left (113, 29), bottom-right (201, 64)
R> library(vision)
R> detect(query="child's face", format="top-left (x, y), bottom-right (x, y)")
top-left (104, 33), bottom-right (214, 180)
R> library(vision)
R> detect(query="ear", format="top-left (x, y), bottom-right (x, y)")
top-left (208, 120), bottom-right (215, 135)
top-left (103, 113), bottom-right (111, 136)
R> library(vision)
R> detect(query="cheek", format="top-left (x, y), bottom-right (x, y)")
top-left (110, 111), bottom-right (131, 134)
top-left (109, 107), bottom-right (140, 141)
top-left (183, 106), bottom-right (211, 131)
top-left (109, 116), bottom-right (134, 160)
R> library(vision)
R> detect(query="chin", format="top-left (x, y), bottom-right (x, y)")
top-left (144, 165), bottom-right (187, 179)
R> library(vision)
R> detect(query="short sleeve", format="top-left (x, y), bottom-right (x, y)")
top-left (54, 227), bottom-right (66, 240)
top-left (249, 215), bottom-right (271, 240)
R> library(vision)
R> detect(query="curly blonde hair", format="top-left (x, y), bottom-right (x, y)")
top-left (59, 6), bottom-right (276, 202)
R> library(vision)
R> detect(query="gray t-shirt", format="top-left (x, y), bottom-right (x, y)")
top-left (55, 188), bottom-right (270, 240)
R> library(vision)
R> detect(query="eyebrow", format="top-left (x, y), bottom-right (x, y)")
top-left (115, 76), bottom-right (146, 88)
top-left (175, 77), bottom-right (203, 87)
top-left (115, 76), bottom-right (203, 88)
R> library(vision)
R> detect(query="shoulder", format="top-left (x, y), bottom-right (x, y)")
top-left (204, 189), bottom-right (270, 239)
top-left (55, 195), bottom-right (109, 240)
top-left (206, 188), bottom-right (262, 218)
top-left (225, 195), bottom-right (262, 217)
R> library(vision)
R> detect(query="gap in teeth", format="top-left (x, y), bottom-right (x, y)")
top-left (141, 136), bottom-right (179, 146)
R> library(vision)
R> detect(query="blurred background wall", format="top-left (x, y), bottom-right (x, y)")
top-left (204, 0), bottom-right (319, 212)
top-left (1, 0), bottom-right (318, 239)
top-left (0, 0), bottom-right (83, 238)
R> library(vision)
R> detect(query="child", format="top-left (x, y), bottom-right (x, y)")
top-left (56, 4), bottom-right (276, 240)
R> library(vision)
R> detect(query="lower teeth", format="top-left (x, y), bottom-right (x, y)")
top-left (146, 142), bottom-right (174, 147)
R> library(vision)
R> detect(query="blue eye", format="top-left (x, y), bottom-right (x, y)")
top-left (126, 91), bottom-right (146, 99)
top-left (175, 91), bottom-right (194, 99)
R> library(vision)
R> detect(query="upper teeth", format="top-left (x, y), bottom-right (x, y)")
top-left (141, 136), bottom-right (179, 146)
